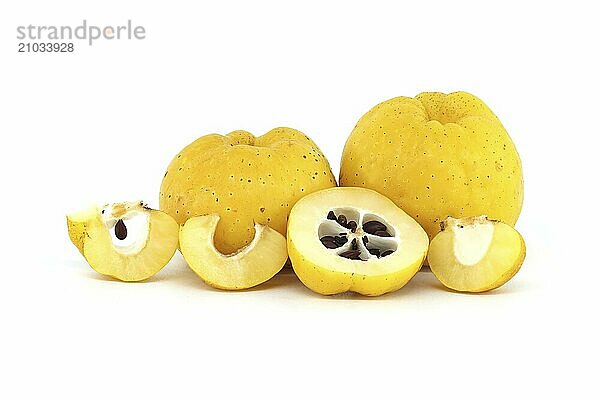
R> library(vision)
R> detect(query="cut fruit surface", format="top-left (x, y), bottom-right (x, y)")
top-left (427, 216), bottom-right (526, 292)
top-left (287, 187), bottom-right (429, 296)
top-left (179, 214), bottom-right (288, 290)
top-left (66, 201), bottom-right (179, 281)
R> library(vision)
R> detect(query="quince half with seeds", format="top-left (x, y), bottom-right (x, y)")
top-left (287, 187), bottom-right (429, 296)
top-left (67, 201), bottom-right (179, 281)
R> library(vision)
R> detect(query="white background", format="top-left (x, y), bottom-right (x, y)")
top-left (1, 1), bottom-right (598, 398)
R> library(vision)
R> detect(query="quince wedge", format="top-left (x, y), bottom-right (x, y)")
top-left (179, 214), bottom-right (288, 290)
top-left (427, 216), bottom-right (526, 292)
top-left (67, 201), bottom-right (179, 281)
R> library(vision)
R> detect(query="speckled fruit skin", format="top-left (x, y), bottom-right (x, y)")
top-left (160, 128), bottom-right (336, 254)
top-left (340, 91), bottom-right (523, 240)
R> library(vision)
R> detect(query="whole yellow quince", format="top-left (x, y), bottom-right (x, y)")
top-left (160, 128), bottom-right (336, 254)
top-left (340, 91), bottom-right (523, 240)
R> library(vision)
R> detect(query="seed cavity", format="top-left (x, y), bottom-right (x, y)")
top-left (373, 230), bottom-right (391, 237)
top-left (319, 236), bottom-right (338, 249)
top-left (339, 250), bottom-right (362, 260)
top-left (368, 248), bottom-right (380, 257)
top-left (335, 236), bottom-right (348, 246)
top-left (363, 221), bottom-right (392, 237)
top-left (115, 219), bottom-right (127, 240)
top-left (380, 250), bottom-right (394, 258)
top-left (347, 220), bottom-right (357, 232)
top-left (318, 209), bottom-right (397, 261)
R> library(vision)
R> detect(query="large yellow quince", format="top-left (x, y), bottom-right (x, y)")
top-left (340, 91), bottom-right (523, 240)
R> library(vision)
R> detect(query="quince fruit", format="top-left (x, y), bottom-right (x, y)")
top-left (340, 91), bottom-right (523, 240)
top-left (160, 128), bottom-right (336, 254)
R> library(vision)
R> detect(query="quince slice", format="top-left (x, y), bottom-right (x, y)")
top-left (179, 214), bottom-right (287, 290)
top-left (66, 201), bottom-right (179, 281)
top-left (287, 187), bottom-right (429, 296)
top-left (427, 216), bottom-right (526, 292)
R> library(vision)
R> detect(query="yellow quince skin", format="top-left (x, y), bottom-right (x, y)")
top-left (340, 91), bottom-right (524, 240)
top-left (160, 128), bottom-right (336, 254)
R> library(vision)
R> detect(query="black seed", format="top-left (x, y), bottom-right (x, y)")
top-left (351, 238), bottom-right (358, 250)
top-left (373, 230), bottom-right (392, 237)
top-left (381, 250), bottom-right (394, 257)
top-left (363, 220), bottom-right (387, 234)
top-left (368, 248), bottom-right (380, 257)
top-left (327, 211), bottom-right (336, 220)
top-left (347, 220), bottom-right (357, 232)
top-left (115, 219), bottom-right (127, 240)
top-left (334, 236), bottom-right (348, 246)
top-left (320, 236), bottom-right (339, 249)
top-left (339, 232), bottom-right (347, 236)
top-left (337, 214), bottom-right (347, 227)
top-left (339, 250), bottom-right (361, 260)
top-left (362, 236), bottom-right (368, 245)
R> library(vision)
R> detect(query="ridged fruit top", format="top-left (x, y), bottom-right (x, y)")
top-left (160, 128), bottom-right (336, 254)
top-left (340, 91), bottom-right (523, 240)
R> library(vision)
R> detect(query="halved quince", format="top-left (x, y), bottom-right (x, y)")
top-left (427, 216), bottom-right (525, 292)
top-left (287, 187), bottom-right (429, 296)
top-left (66, 201), bottom-right (179, 281)
top-left (179, 214), bottom-right (288, 290)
